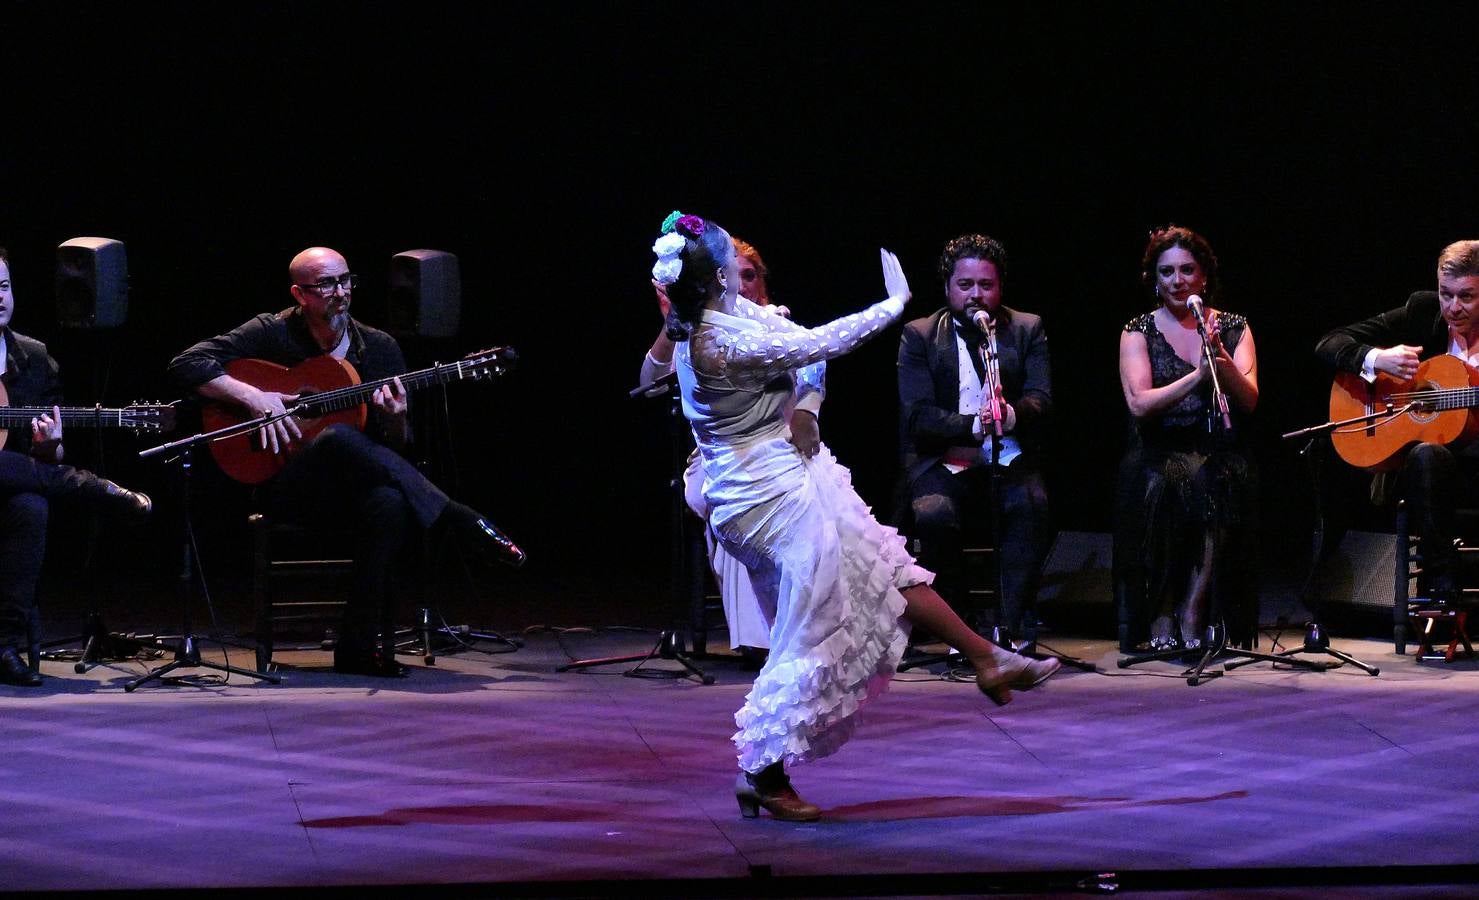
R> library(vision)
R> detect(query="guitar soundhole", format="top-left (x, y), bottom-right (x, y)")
top-left (1409, 379), bottom-right (1440, 423)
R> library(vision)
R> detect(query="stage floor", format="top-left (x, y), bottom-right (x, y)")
top-left (3, 627), bottom-right (1478, 897)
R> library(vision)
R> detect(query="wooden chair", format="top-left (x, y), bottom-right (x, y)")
top-left (1394, 502), bottom-right (1479, 661)
top-left (250, 512), bottom-right (352, 672)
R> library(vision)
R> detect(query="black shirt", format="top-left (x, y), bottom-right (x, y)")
top-left (168, 307), bottom-right (410, 448)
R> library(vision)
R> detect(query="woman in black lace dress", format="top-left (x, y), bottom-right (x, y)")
top-left (1115, 226), bottom-right (1260, 652)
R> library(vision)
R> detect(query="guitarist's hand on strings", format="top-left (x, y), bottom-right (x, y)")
top-left (31, 405), bottom-right (63, 462)
top-left (247, 386), bottom-right (301, 455)
top-left (1372, 345), bottom-right (1422, 381)
top-left (371, 376), bottom-right (408, 418)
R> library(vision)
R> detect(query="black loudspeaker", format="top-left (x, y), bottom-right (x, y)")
top-left (388, 249), bottom-right (461, 338)
top-left (56, 237), bottom-right (128, 329)
top-left (1312, 530), bottom-right (1398, 611)
top-left (1036, 531), bottom-right (1114, 608)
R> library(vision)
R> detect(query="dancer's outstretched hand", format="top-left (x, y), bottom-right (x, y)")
top-left (881, 249), bottom-right (910, 306)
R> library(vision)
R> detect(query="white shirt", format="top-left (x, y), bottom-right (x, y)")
top-left (946, 329), bottom-right (1020, 474)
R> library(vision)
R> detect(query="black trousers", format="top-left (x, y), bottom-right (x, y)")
top-left (907, 459), bottom-right (1051, 636)
top-left (0, 449), bottom-right (122, 649)
top-left (267, 425), bottom-right (450, 638)
top-left (1399, 442), bottom-right (1479, 590)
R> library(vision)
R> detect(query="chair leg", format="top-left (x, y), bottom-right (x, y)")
top-left (251, 514), bottom-right (273, 673)
top-left (1451, 611), bottom-right (1474, 662)
top-left (1394, 509), bottom-right (1411, 655)
top-left (26, 605), bottom-right (41, 674)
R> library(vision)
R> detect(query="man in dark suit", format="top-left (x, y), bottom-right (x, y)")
top-left (1315, 239), bottom-right (1479, 596)
top-left (897, 234), bottom-right (1052, 644)
top-left (0, 247), bottom-right (152, 687)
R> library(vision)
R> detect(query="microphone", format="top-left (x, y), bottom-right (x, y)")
top-left (1187, 294), bottom-right (1208, 327)
top-left (969, 307), bottom-right (993, 333)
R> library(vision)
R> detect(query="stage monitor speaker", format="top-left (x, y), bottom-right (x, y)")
top-left (1033, 531), bottom-right (1114, 637)
top-left (1312, 530), bottom-right (1398, 611)
top-left (1037, 531), bottom-right (1114, 609)
top-left (388, 249), bottom-right (460, 338)
top-left (56, 237), bottom-right (128, 329)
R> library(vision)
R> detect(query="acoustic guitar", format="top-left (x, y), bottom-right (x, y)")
top-left (0, 383), bottom-right (176, 450)
top-left (1329, 354), bottom-right (1479, 471)
top-left (202, 347), bottom-right (515, 484)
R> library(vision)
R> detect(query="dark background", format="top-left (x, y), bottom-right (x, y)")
top-left (4, 2), bottom-right (1475, 634)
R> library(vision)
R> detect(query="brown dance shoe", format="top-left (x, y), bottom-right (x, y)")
top-left (976, 652), bottom-right (1060, 706)
top-left (734, 770), bottom-right (821, 822)
top-left (975, 668), bottom-right (1014, 706)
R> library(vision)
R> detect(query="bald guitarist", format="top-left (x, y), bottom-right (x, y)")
top-left (0, 248), bottom-right (153, 687)
top-left (1316, 239), bottom-right (1479, 600)
top-left (168, 246), bottom-right (524, 678)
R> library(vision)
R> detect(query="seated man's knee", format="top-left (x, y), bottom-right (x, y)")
top-left (911, 493), bottom-right (960, 536)
top-left (309, 423), bottom-right (370, 454)
top-left (360, 484), bottom-right (410, 519)
top-left (1, 493), bottom-right (49, 530)
top-left (1405, 441), bottom-right (1454, 475)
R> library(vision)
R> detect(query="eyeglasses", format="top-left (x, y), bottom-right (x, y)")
top-left (298, 273), bottom-right (358, 294)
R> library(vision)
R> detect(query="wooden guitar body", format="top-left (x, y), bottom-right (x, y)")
top-left (202, 356), bottom-right (367, 484)
top-left (1329, 354), bottom-right (1479, 472)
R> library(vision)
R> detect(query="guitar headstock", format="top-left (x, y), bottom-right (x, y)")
top-left (122, 401), bottom-right (179, 432)
top-left (460, 346), bottom-right (517, 380)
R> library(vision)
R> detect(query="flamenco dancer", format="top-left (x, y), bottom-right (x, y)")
top-left (651, 211), bottom-right (1059, 822)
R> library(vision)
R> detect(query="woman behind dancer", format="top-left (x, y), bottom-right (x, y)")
top-left (652, 211), bottom-right (1058, 822)
top-left (1115, 225), bottom-right (1259, 652)
top-left (641, 237), bottom-right (822, 666)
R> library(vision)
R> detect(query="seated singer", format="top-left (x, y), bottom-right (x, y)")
top-left (640, 236), bottom-right (824, 666)
top-left (167, 246), bottom-right (524, 677)
top-left (897, 233), bottom-right (1052, 646)
top-left (1314, 239), bottom-right (1479, 600)
top-left (1115, 225), bottom-right (1259, 652)
top-left (0, 247), bottom-right (152, 688)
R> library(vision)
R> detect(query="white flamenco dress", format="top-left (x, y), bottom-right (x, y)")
top-left (639, 307), bottom-right (826, 651)
top-left (674, 294), bottom-right (932, 773)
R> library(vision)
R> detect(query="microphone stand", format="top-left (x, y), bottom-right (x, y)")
top-left (896, 311), bottom-right (1091, 677)
top-left (123, 413), bottom-right (290, 690)
top-left (557, 369), bottom-right (713, 684)
top-left (1191, 304), bottom-right (1233, 433)
top-left (976, 313), bottom-right (1091, 672)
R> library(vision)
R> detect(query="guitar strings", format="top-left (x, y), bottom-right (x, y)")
top-left (290, 354), bottom-right (506, 413)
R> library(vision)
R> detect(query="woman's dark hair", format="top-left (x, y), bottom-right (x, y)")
top-left (1140, 224), bottom-right (1219, 300)
top-left (0, 246), bottom-right (8, 264)
top-left (664, 218), bottom-right (732, 340)
top-left (937, 234), bottom-right (1008, 288)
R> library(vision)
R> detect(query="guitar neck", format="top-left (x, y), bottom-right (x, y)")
top-left (1396, 385), bottom-right (1479, 411)
top-left (0, 407), bottom-right (135, 428)
top-left (298, 358), bottom-right (493, 413)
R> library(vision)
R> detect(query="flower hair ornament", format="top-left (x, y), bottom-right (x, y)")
top-left (651, 210), bottom-right (708, 285)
